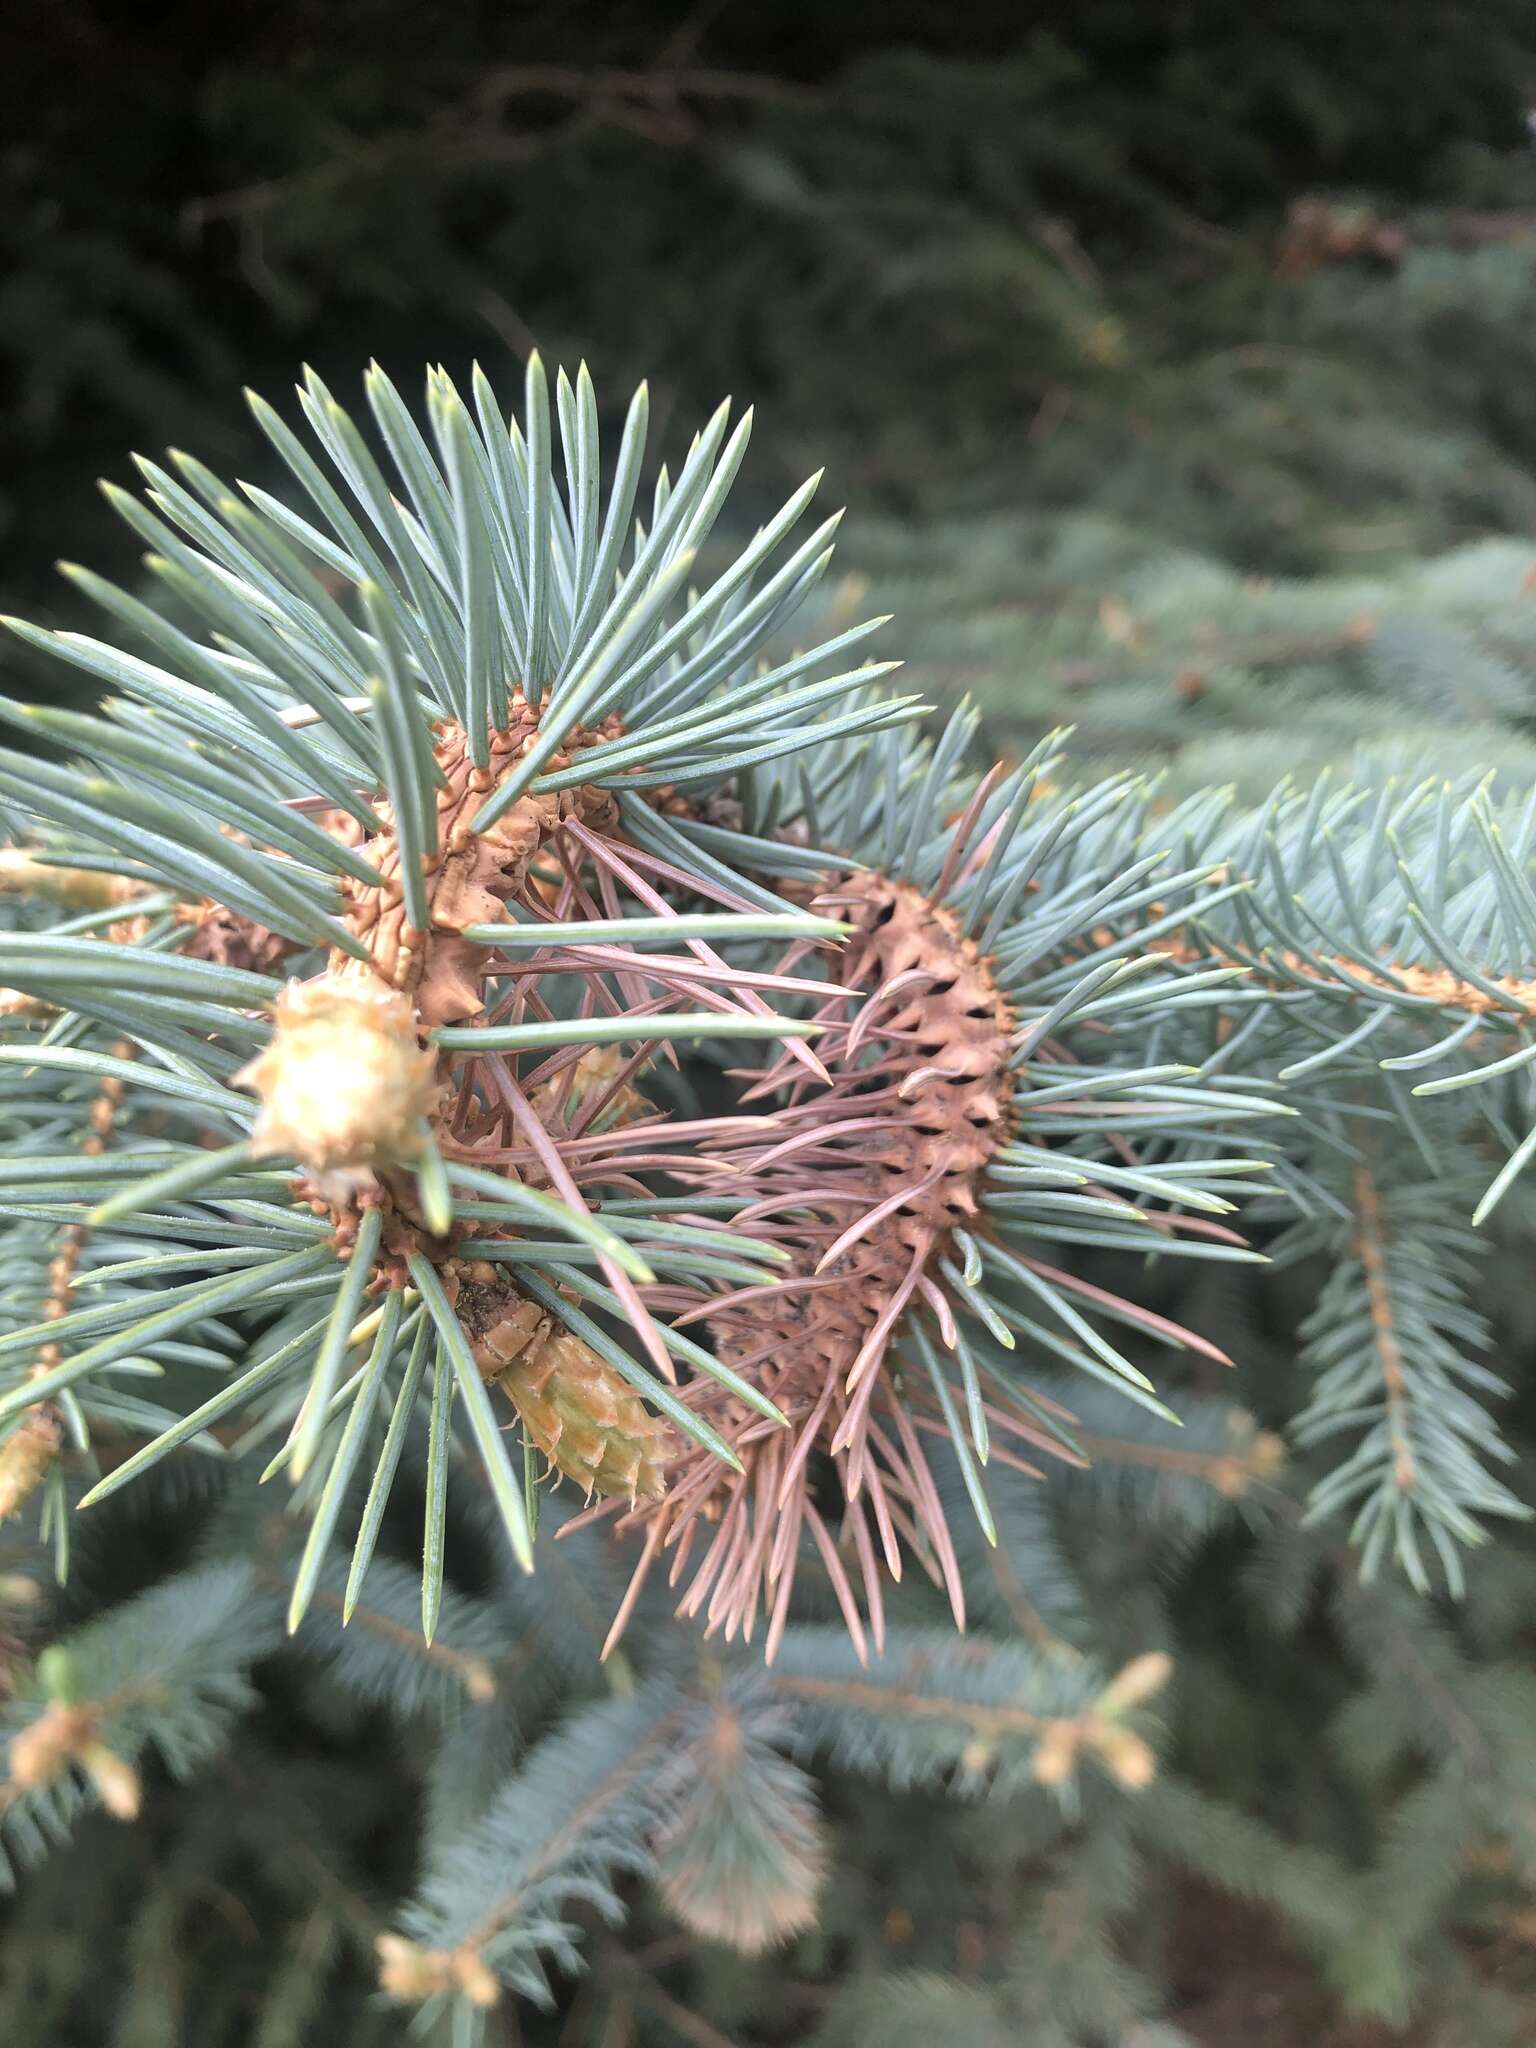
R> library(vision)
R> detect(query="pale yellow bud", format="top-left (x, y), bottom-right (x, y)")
top-left (375, 1934), bottom-right (500, 2008)
top-left (82, 1741), bottom-right (142, 1820)
top-left (453, 1952), bottom-right (502, 2008)
top-left (375, 1934), bottom-right (449, 2003)
top-left (0, 850), bottom-right (142, 910)
top-left (237, 978), bottom-right (440, 1173)
top-left (1095, 1651), bottom-right (1173, 1717)
top-left (1030, 1721), bottom-right (1081, 1787)
top-left (460, 1656), bottom-right (497, 1705)
top-left (1211, 1413), bottom-right (1287, 1496)
top-left (0, 1409), bottom-right (62, 1520)
top-left (1090, 1724), bottom-right (1158, 1791)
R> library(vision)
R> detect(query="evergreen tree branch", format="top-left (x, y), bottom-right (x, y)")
top-left (1349, 1163), bottom-right (1419, 1494)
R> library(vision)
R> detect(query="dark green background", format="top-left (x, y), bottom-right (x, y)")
top-left (6, 0), bottom-right (1536, 623)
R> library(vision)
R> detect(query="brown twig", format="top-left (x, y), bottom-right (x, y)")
top-left (1072, 1425), bottom-right (1285, 1501)
top-left (769, 1671), bottom-right (1055, 1740)
top-left (1350, 1164), bottom-right (1417, 1493)
top-left (182, 65), bottom-right (811, 239)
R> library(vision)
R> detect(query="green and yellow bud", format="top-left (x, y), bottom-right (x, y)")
top-left (470, 1294), bottom-right (669, 1501)
top-left (236, 977), bottom-right (440, 1173)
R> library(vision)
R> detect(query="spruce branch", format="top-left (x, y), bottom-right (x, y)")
top-left (3, 352), bottom-right (1534, 1651)
top-left (387, 1685), bottom-right (682, 2011)
top-left (0, 1560), bottom-right (279, 1885)
top-left (0, 356), bottom-right (900, 1630)
top-left (589, 711), bottom-right (1279, 1659)
top-left (1285, 1145), bottom-right (1528, 1593)
top-left (770, 1627), bottom-right (1171, 1797)
top-left (650, 1679), bottom-right (828, 1954)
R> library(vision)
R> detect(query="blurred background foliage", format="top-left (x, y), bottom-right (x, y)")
top-left (10, 0), bottom-right (1536, 787)
top-left (7, 0), bottom-right (1536, 612)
